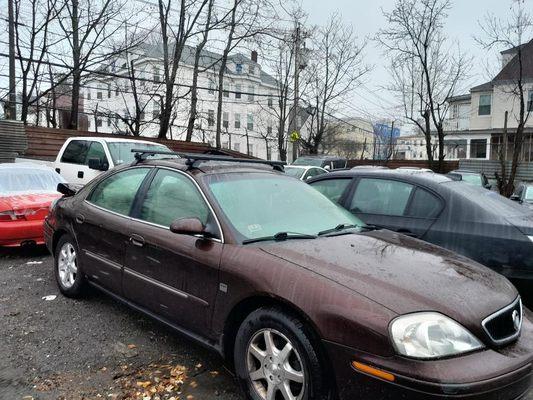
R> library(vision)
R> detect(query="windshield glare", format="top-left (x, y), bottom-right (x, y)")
top-left (108, 142), bottom-right (174, 165)
top-left (284, 167), bottom-right (305, 178)
top-left (206, 173), bottom-right (363, 241)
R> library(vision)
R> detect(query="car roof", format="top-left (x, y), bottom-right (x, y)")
top-left (68, 136), bottom-right (168, 145)
top-left (450, 169), bottom-right (480, 175)
top-left (295, 155), bottom-right (344, 160)
top-left (0, 162), bottom-right (56, 172)
top-left (314, 168), bottom-right (454, 185)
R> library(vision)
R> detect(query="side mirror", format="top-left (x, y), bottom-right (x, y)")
top-left (510, 195), bottom-right (521, 202)
top-left (324, 165), bottom-right (331, 171)
top-left (88, 158), bottom-right (108, 171)
top-left (170, 217), bottom-right (205, 236)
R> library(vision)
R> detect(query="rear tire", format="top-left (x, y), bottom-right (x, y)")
top-left (54, 234), bottom-right (85, 298)
top-left (234, 307), bottom-right (330, 400)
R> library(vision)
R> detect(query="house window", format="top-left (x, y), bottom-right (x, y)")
top-left (248, 85), bottom-right (255, 102)
top-left (478, 94), bottom-right (491, 115)
top-left (208, 109), bottom-right (215, 127)
top-left (96, 117), bottom-right (103, 127)
top-left (140, 110), bottom-right (145, 121)
top-left (223, 82), bottom-right (229, 98)
top-left (107, 84), bottom-right (111, 98)
top-left (234, 113), bottom-right (241, 129)
top-left (154, 67), bottom-right (160, 83)
top-left (233, 142), bottom-right (240, 152)
top-left (97, 86), bottom-right (103, 100)
top-left (222, 141), bottom-right (229, 149)
top-left (268, 95), bottom-right (273, 108)
top-left (223, 112), bottom-right (229, 128)
top-left (247, 114), bottom-right (254, 131)
top-left (528, 90), bottom-right (533, 112)
top-left (115, 85), bottom-right (119, 96)
top-left (236, 63), bottom-right (243, 74)
top-left (86, 90), bottom-right (91, 100)
top-left (267, 125), bottom-right (272, 135)
top-left (249, 65), bottom-right (255, 75)
top-left (152, 101), bottom-right (160, 119)
top-left (248, 143), bottom-right (254, 155)
top-left (235, 84), bottom-right (242, 99)
top-left (470, 139), bottom-right (487, 159)
top-left (107, 116), bottom-right (111, 127)
top-left (208, 80), bottom-right (215, 95)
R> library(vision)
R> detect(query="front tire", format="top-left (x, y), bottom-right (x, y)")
top-left (54, 234), bottom-right (85, 298)
top-left (234, 307), bottom-right (330, 400)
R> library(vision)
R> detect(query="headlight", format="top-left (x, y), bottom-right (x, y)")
top-left (390, 312), bottom-right (483, 359)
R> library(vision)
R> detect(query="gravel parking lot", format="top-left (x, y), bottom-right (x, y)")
top-left (0, 246), bottom-right (241, 400)
top-left (1, 246), bottom-right (531, 400)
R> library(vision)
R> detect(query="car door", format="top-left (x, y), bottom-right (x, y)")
top-left (75, 167), bottom-right (152, 294)
top-left (123, 168), bottom-right (223, 335)
top-left (345, 177), bottom-right (442, 238)
top-left (57, 140), bottom-right (108, 184)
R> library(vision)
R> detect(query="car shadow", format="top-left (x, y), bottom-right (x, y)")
top-left (0, 245), bottom-right (50, 259)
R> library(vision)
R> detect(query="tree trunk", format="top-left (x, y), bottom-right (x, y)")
top-left (67, 0), bottom-right (80, 130)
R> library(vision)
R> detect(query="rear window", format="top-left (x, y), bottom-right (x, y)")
top-left (525, 187), bottom-right (533, 202)
top-left (461, 174), bottom-right (482, 186)
top-left (107, 142), bottom-right (174, 165)
top-left (61, 140), bottom-right (90, 164)
top-left (0, 165), bottom-right (65, 195)
top-left (444, 181), bottom-right (528, 216)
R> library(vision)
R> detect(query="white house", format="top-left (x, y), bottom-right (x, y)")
top-left (81, 45), bottom-right (281, 160)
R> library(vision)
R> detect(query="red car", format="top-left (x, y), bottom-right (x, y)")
top-left (0, 163), bottom-right (64, 247)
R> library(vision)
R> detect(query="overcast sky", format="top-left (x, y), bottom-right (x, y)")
top-left (303, 0), bottom-right (530, 132)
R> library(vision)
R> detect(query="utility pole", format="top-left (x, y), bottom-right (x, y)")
top-left (7, 0), bottom-right (17, 120)
top-left (290, 23), bottom-right (301, 162)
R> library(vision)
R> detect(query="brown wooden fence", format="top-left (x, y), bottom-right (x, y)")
top-left (22, 126), bottom-right (251, 161)
top-left (347, 159), bottom-right (459, 173)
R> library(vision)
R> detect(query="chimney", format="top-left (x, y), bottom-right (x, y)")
top-left (251, 50), bottom-right (258, 63)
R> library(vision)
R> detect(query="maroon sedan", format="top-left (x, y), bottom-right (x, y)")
top-left (45, 153), bottom-right (532, 400)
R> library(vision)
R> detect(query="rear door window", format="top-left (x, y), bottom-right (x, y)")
top-left (350, 178), bottom-right (414, 216)
top-left (86, 142), bottom-right (109, 166)
top-left (405, 188), bottom-right (442, 218)
top-left (139, 169), bottom-right (209, 227)
top-left (88, 168), bottom-right (150, 215)
top-left (61, 140), bottom-right (90, 164)
top-left (310, 178), bottom-right (351, 203)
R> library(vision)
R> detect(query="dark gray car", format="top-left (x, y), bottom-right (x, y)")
top-left (512, 183), bottom-right (533, 211)
top-left (308, 169), bottom-right (533, 280)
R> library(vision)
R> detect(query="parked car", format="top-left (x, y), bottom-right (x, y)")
top-left (0, 163), bottom-right (65, 247)
top-left (46, 152), bottom-right (532, 400)
top-left (292, 155), bottom-right (347, 170)
top-left (308, 169), bottom-right (533, 281)
top-left (284, 165), bottom-right (328, 181)
top-left (17, 137), bottom-right (174, 185)
top-left (351, 165), bottom-right (388, 170)
top-left (447, 169), bottom-right (492, 189)
top-left (512, 182), bottom-right (533, 210)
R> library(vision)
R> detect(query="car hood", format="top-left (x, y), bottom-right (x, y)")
top-left (0, 192), bottom-right (61, 220)
top-left (258, 230), bottom-right (517, 325)
top-left (505, 211), bottom-right (533, 235)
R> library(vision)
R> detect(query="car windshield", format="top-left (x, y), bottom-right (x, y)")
top-left (107, 142), bottom-right (175, 165)
top-left (0, 165), bottom-right (65, 195)
top-left (292, 158), bottom-right (323, 167)
top-left (525, 187), bottom-right (533, 202)
top-left (284, 167), bottom-right (305, 178)
top-left (444, 181), bottom-right (530, 217)
top-left (460, 173), bottom-right (482, 186)
top-left (205, 173), bottom-right (363, 241)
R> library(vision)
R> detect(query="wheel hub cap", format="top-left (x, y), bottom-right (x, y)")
top-left (58, 242), bottom-right (77, 289)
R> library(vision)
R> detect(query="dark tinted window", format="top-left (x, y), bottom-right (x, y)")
top-left (86, 142), bottom-right (108, 166)
top-left (88, 168), bottom-right (149, 215)
top-left (139, 169), bottom-right (209, 227)
top-left (406, 188), bottom-right (441, 218)
top-left (61, 140), bottom-right (90, 164)
top-left (333, 160), bottom-right (346, 169)
top-left (351, 178), bottom-right (413, 216)
top-left (310, 179), bottom-right (351, 203)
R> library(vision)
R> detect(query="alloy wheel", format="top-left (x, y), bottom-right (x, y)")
top-left (58, 242), bottom-right (77, 289)
top-left (246, 328), bottom-right (305, 400)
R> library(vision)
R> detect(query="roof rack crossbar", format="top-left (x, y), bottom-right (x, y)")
top-left (131, 148), bottom-right (286, 171)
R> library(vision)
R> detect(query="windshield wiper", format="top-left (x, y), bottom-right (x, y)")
top-left (242, 231), bottom-right (317, 245)
top-left (318, 223), bottom-right (359, 236)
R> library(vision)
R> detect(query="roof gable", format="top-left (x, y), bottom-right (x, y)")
top-left (493, 39), bottom-right (533, 82)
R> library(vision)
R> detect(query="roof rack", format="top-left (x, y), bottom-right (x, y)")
top-left (131, 149), bottom-right (286, 171)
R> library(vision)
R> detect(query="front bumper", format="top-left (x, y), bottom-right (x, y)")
top-left (0, 219), bottom-right (46, 247)
top-left (326, 311), bottom-right (533, 400)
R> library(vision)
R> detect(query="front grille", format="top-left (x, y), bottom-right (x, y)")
top-left (482, 296), bottom-right (522, 345)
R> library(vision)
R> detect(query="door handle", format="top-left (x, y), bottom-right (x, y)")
top-left (129, 234), bottom-right (145, 247)
top-left (75, 214), bottom-right (85, 224)
top-left (78, 171), bottom-right (84, 179)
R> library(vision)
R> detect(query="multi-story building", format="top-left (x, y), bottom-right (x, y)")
top-left (444, 39), bottom-right (533, 161)
top-left (81, 45), bottom-right (281, 160)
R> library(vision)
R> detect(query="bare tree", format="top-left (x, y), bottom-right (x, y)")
top-left (378, 0), bottom-right (470, 172)
top-left (157, 0), bottom-right (209, 138)
top-left (56, 0), bottom-right (134, 130)
top-left (477, 0), bottom-right (533, 196)
top-left (299, 14), bottom-right (369, 154)
top-left (13, 0), bottom-right (63, 123)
